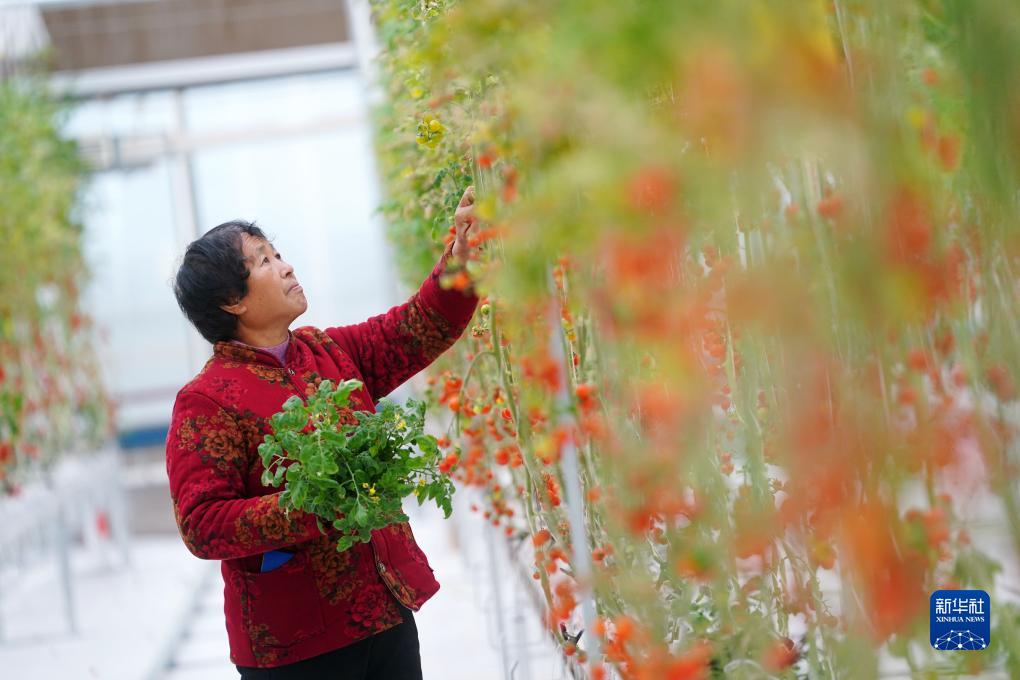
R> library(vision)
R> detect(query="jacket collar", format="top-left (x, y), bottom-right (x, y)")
top-left (212, 330), bottom-right (298, 368)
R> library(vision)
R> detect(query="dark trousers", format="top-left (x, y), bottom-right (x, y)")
top-left (236, 606), bottom-right (422, 680)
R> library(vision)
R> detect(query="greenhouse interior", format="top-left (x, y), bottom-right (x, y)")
top-left (1, 1), bottom-right (1019, 679)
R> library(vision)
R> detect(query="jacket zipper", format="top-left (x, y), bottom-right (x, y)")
top-left (283, 366), bottom-right (306, 402)
top-left (238, 344), bottom-right (314, 579)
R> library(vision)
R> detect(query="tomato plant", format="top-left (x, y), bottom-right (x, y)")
top-left (0, 73), bottom-right (112, 492)
top-left (368, 1), bottom-right (1020, 677)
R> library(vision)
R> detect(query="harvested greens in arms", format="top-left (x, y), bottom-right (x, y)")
top-left (259, 379), bottom-right (454, 552)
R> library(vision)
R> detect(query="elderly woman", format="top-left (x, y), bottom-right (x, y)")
top-left (166, 188), bottom-right (479, 679)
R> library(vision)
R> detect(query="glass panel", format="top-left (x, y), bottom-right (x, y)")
top-left (63, 90), bottom-right (176, 139)
top-left (79, 160), bottom-right (194, 429)
top-left (182, 70), bottom-right (365, 135)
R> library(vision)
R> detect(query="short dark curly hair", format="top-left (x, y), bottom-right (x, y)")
top-left (173, 220), bottom-right (268, 344)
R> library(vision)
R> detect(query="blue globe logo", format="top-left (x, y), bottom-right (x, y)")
top-left (933, 630), bottom-right (987, 651)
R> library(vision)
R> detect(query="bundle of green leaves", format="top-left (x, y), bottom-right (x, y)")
top-left (259, 379), bottom-right (454, 552)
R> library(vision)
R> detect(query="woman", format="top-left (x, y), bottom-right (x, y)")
top-left (166, 188), bottom-right (479, 678)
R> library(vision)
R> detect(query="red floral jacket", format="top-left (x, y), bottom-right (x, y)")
top-left (165, 243), bottom-right (477, 668)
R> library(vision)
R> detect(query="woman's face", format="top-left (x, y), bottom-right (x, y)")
top-left (224, 233), bottom-right (307, 331)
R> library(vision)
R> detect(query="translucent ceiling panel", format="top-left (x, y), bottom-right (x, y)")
top-left (63, 89), bottom-right (176, 139)
top-left (182, 70), bottom-right (364, 136)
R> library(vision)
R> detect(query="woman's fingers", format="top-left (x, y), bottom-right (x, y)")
top-left (455, 209), bottom-right (476, 237)
top-left (452, 186), bottom-right (480, 264)
top-left (455, 186), bottom-right (478, 236)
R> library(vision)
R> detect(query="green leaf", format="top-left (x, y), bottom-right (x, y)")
top-left (258, 440), bottom-right (274, 460)
top-left (415, 435), bottom-right (438, 456)
top-left (280, 431), bottom-right (300, 454)
top-left (354, 502), bottom-right (369, 526)
top-left (292, 481), bottom-right (307, 508)
top-left (283, 409), bottom-right (308, 431)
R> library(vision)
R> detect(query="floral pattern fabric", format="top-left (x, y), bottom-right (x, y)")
top-left (165, 242), bottom-right (477, 668)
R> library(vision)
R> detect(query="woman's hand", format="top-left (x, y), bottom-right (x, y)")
top-left (451, 186), bottom-right (478, 263)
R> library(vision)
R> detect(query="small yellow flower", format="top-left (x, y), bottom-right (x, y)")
top-left (362, 482), bottom-right (369, 489)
